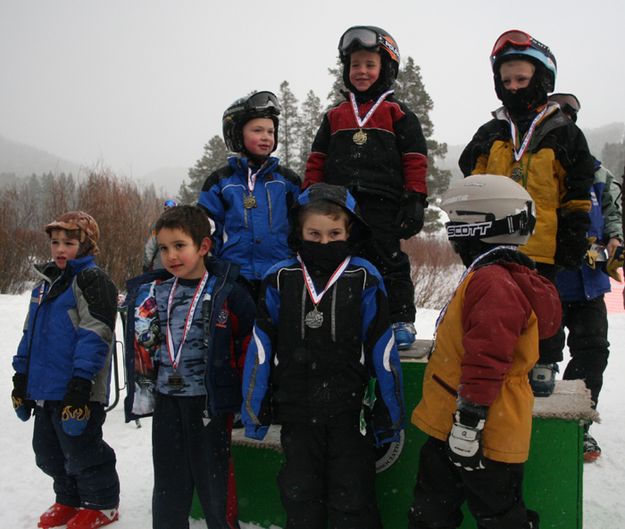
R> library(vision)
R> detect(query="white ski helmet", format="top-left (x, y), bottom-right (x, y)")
top-left (441, 174), bottom-right (535, 245)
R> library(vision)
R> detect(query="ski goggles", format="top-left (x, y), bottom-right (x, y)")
top-left (339, 27), bottom-right (399, 62)
top-left (550, 93), bottom-right (581, 114)
top-left (491, 29), bottom-right (551, 59)
top-left (246, 91), bottom-right (280, 113)
top-left (163, 199), bottom-right (178, 209)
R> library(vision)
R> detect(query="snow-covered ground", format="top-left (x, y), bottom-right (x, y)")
top-left (1, 290), bottom-right (624, 528)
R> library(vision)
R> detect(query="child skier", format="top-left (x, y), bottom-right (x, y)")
top-left (241, 183), bottom-right (405, 529)
top-left (303, 25), bottom-right (429, 349)
top-left (125, 205), bottom-right (255, 529)
top-left (550, 92), bottom-right (624, 462)
top-left (143, 198), bottom-right (178, 272)
top-left (11, 211), bottom-right (120, 529)
top-left (198, 90), bottom-right (301, 301)
top-left (459, 29), bottom-right (594, 396)
top-left (408, 175), bottom-right (561, 529)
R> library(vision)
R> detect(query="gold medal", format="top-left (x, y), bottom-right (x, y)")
top-left (243, 194), bottom-right (257, 209)
top-left (352, 129), bottom-right (368, 145)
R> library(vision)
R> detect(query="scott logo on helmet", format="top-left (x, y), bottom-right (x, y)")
top-left (447, 221), bottom-right (493, 238)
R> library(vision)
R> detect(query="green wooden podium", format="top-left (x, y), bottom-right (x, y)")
top-left (194, 349), bottom-right (595, 528)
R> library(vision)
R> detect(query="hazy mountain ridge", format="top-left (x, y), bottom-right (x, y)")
top-left (2, 122), bottom-right (623, 194)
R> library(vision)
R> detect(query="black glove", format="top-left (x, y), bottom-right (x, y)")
top-left (554, 209), bottom-right (591, 269)
top-left (61, 377), bottom-right (92, 436)
top-left (529, 363), bottom-right (559, 397)
top-left (12, 373), bottom-right (34, 422)
top-left (446, 401), bottom-right (488, 471)
top-left (395, 193), bottom-right (427, 239)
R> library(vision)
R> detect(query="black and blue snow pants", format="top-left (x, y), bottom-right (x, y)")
top-left (33, 401), bottom-right (119, 510)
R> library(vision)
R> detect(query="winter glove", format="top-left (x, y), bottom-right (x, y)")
top-left (529, 363), bottom-right (559, 397)
top-left (61, 377), bottom-right (92, 436)
top-left (554, 209), bottom-right (591, 269)
top-left (606, 245), bottom-right (624, 282)
top-left (11, 373), bottom-right (34, 422)
top-left (446, 401), bottom-right (488, 471)
top-left (395, 192), bottom-right (427, 240)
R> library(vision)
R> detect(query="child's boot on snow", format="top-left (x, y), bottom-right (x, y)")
top-left (583, 431), bottom-right (602, 462)
top-left (38, 503), bottom-right (80, 528)
top-left (67, 508), bottom-right (119, 529)
top-left (393, 322), bottom-right (416, 350)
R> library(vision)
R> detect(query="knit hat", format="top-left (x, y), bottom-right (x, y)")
top-left (44, 211), bottom-right (100, 256)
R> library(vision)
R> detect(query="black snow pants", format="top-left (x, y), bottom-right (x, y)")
top-left (354, 192), bottom-right (416, 324)
top-left (278, 412), bottom-right (382, 529)
top-left (561, 295), bottom-right (610, 408)
top-left (152, 393), bottom-right (237, 529)
top-left (408, 437), bottom-right (537, 529)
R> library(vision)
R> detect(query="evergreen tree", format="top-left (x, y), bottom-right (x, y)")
top-left (327, 58), bottom-right (345, 108)
top-left (295, 90), bottom-right (323, 176)
top-left (277, 81), bottom-right (300, 168)
top-left (395, 56), bottom-right (451, 233)
top-left (601, 141), bottom-right (625, 180)
top-left (179, 135), bottom-right (229, 204)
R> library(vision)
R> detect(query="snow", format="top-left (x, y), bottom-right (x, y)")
top-left (2, 290), bottom-right (624, 528)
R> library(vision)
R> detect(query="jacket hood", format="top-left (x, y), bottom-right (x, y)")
top-left (473, 247), bottom-right (560, 339)
top-left (289, 183), bottom-right (371, 249)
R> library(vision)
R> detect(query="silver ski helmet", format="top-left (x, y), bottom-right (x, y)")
top-left (222, 91), bottom-right (280, 153)
top-left (442, 174), bottom-right (535, 245)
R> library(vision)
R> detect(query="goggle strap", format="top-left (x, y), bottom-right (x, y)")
top-left (446, 209), bottom-right (535, 240)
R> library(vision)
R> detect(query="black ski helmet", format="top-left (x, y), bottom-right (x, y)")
top-left (549, 93), bottom-right (581, 122)
top-left (338, 26), bottom-right (400, 94)
top-left (222, 91), bottom-right (281, 153)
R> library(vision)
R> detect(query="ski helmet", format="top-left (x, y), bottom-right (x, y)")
top-left (44, 210), bottom-right (101, 256)
top-left (222, 91), bottom-right (280, 153)
top-left (339, 26), bottom-right (400, 76)
top-left (441, 174), bottom-right (535, 246)
top-left (490, 29), bottom-right (557, 92)
top-left (339, 26), bottom-right (400, 95)
top-left (549, 93), bottom-right (581, 122)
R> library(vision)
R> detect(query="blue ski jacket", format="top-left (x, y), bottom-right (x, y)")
top-left (557, 163), bottom-right (623, 301)
top-left (198, 155), bottom-right (301, 282)
top-left (13, 256), bottom-right (117, 403)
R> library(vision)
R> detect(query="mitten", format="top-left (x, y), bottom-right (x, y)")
top-left (11, 373), bottom-right (34, 422)
top-left (554, 209), bottom-right (591, 269)
top-left (529, 363), bottom-right (559, 397)
top-left (61, 377), bottom-right (92, 436)
top-left (395, 193), bottom-right (427, 239)
top-left (446, 401), bottom-right (488, 471)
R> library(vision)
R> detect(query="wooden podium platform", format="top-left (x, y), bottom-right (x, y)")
top-left (194, 344), bottom-right (597, 529)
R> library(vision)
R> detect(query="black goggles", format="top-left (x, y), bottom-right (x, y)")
top-left (247, 91), bottom-right (280, 113)
top-left (339, 27), bottom-right (380, 53)
top-left (445, 205), bottom-right (535, 241)
top-left (550, 93), bottom-right (581, 115)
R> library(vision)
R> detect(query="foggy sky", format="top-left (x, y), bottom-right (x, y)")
top-left (1, 0), bottom-right (623, 177)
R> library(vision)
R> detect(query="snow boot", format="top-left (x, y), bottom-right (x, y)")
top-left (583, 432), bottom-right (602, 462)
top-left (67, 508), bottom-right (119, 529)
top-left (393, 322), bottom-right (416, 350)
top-left (38, 503), bottom-right (80, 528)
top-left (529, 363), bottom-right (559, 397)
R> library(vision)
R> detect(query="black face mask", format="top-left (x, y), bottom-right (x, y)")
top-left (298, 240), bottom-right (351, 273)
top-left (495, 65), bottom-right (549, 116)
